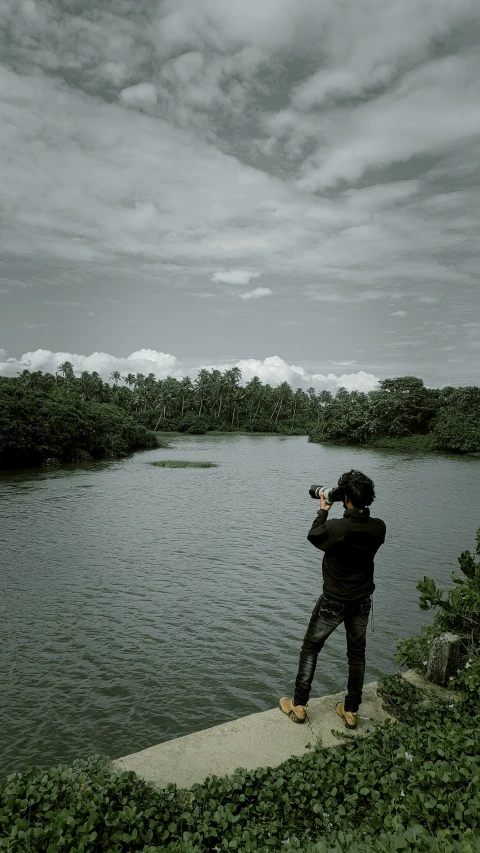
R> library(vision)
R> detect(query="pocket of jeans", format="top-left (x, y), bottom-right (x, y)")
top-left (359, 599), bottom-right (371, 616)
top-left (318, 597), bottom-right (344, 621)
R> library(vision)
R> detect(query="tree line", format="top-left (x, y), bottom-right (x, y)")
top-left (0, 364), bottom-right (479, 468)
top-left (309, 376), bottom-right (480, 454)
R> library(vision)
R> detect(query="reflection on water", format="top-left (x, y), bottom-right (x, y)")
top-left (1, 436), bottom-right (479, 777)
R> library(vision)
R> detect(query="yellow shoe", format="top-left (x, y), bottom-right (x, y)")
top-left (279, 697), bottom-right (307, 724)
top-left (336, 702), bottom-right (357, 729)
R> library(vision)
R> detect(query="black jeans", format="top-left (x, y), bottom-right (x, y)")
top-left (293, 594), bottom-right (372, 712)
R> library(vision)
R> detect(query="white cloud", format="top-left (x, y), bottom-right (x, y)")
top-left (0, 348), bottom-right (180, 380)
top-left (291, 64), bottom-right (396, 111)
top-left (323, 371), bottom-right (380, 393)
top-left (238, 287), bottom-right (272, 300)
top-left (212, 270), bottom-right (261, 285)
top-left (308, 290), bottom-right (391, 304)
top-left (288, 0), bottom-right (477, 112)
top-left (296, 55), bottom-right (480, 192)
top-left (119, 82), bottom-right (158, 109)
top-left (21, 323), bottom-right (48, 329)
top-left (227, 356), bottom-right (380, 392)
top-left (0, 348), bottom-right (379, 392)
top-left (391, 310), bottom-right (407, 317)
top-left (1, 0), bottom-right (480, 385)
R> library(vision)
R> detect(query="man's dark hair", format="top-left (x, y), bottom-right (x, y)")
top-left (337, 470), bottom-right (375, 508)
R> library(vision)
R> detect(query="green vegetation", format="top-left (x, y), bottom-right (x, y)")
top-left (151, 460), bottom-right (216, 468)
top-left (1, 684), bottom-right (479, 853)
top-left (0, 370), bottom-right (159, 469)
top-left (308, 377), bottom-right (480, 454)
top-left (366, 434), bottom-right (435, 452)
top-left (1, 530), bottom-right (479, 852)
top-left (394, 526), bottom-right (480, 694)
top-left (1, 366), bottom-right (480, 468)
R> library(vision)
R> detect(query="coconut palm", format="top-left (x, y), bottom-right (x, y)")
top-left (179, 376), bottom-right (194, 417)
top-left (245, 376), bottom-right (263, 425)
top-left (194, 369), bottom-right (211, 416)
top-left (79, 371), bottom-right (92, 401)
top-left (56, 361), bottom-right (75, 380)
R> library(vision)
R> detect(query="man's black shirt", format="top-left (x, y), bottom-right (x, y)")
top-left (307, 507), bottom-right (386, 603)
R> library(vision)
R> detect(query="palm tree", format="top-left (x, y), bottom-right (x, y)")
top-left (179, 376), bottom-right (194, 417)
top-left (55, 361), bottom-right (75, 397)
top-left (123, 374), bottom-right (136, 402)
top-left (133, 386), bottom-right (148, 414)
top-left (195, 369), bottom-right (211, 416)
top-left (56, 361), bottom-right (75, 380)
top-left (79, 371), bottom-right (92, 401)
top-left (87, 371), bottom-right (105, 403)
top-left (110, 370), bottom-right (122, 386)
top-left (223, 367), bottom-right (242, 425)
top-left (291, 387), bottom-right (307, 429)
top-left (269, 381), bottom-right (292, 425)
top-left (230, 385), bottom-right (245, 427)
top-left (245, 376), bottom-right (263, 425)
top-left (208, 369), bottom-right (223, 419)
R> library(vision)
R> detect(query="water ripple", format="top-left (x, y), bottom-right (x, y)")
top-left (1, 436), bottom-right (479, 777)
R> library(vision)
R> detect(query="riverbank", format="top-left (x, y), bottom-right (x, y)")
top-left (308, 433), bottom-right (480, 455)
top-left (155, 429), bottom-right (307, 438)
top-left (111, 668), bottom-right (462, 790)
top-left (2, 669), bottom-right (478, 853)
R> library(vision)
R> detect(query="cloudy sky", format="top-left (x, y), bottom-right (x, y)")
top-left (1, 0), bottom-right (479, 391)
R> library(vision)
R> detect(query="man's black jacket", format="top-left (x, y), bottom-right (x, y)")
top-left (307, 507), bottom-right (386, 603)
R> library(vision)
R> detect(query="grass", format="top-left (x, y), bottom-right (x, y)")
top-left (367, 434), bottom-right (436, 452)
top-left (308, 434), bottom-right (437, 453)
top-left (151, 460), bottom-right (216, 468)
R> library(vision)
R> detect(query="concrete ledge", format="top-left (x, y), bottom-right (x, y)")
top-left (111, 669), bottom-right (464, 790)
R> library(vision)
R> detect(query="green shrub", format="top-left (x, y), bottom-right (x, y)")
top-left (177, 414), bottom-right (212, 434)
top-left (395, 527), bottom-right (480, 698)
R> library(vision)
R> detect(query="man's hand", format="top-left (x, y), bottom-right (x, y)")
top-left (319, 492), bottom-right (331, 511)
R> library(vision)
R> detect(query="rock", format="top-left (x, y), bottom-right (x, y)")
top-left (426, 633), bottom-right (461, 687)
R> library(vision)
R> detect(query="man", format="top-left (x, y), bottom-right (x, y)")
top-left (280, 469), bottom-right (386, 730)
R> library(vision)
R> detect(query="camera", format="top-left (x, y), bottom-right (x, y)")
top-left (309, 485), bottom-right (345, 504)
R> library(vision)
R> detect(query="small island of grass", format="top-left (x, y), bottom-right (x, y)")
top-left (151, 460), bottom-right (216, 468)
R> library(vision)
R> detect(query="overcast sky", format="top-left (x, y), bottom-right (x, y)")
top-left (1, 0), bottom-right (479, 391)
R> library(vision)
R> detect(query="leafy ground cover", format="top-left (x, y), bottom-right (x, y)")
top-left (151, 460), bottom-right (216, 468)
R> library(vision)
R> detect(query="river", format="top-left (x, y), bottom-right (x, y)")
top-left (1, 435), bottom-right (479, 778)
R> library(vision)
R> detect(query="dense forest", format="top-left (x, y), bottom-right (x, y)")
top-left (0, 363), bottom-right (479, 468)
